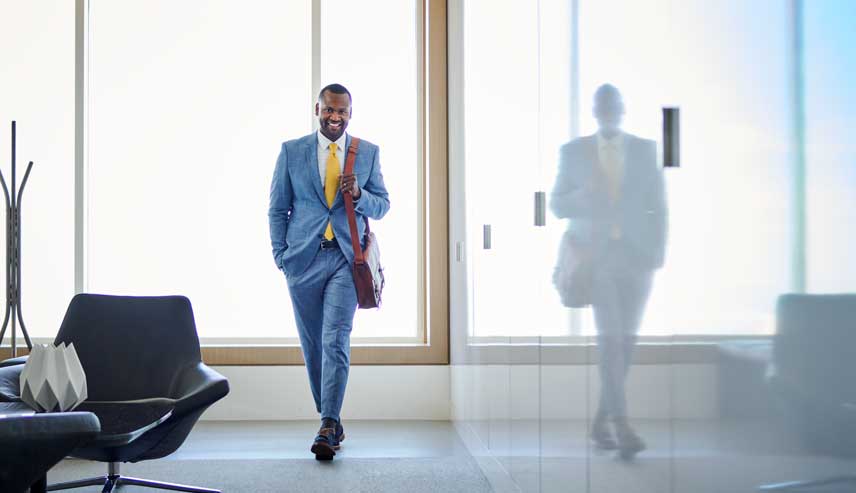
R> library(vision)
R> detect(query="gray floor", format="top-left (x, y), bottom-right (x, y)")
top-left (48, 420), bottom-right (490, 493)
top-left (169, 419), bottom-right (472, 460)
top-left (48, 419), bottom-right (856, 493)
top-left (462, 418), bottom-right (856, 493)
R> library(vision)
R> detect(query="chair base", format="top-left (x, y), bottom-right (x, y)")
top-left (47, 462), bottom-right (220, 493)
top-left (759, 475), bottom-right (856, 491)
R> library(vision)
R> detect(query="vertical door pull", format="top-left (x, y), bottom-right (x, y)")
top-left (663, 107), bottom-right (680, 168)
top-left (483, 225), bottom-right (491, 250)
top-left (534, 191), bottom-right (546, 226)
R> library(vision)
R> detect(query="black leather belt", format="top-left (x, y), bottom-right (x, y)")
top-left (320, 238), bottom-right (339, 249)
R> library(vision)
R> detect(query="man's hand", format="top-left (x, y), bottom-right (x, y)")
top-left (339, 174), bottom-right (361, 199)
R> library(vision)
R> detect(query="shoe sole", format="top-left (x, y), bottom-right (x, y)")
top-left (311, 441), bottom-right (336, 461)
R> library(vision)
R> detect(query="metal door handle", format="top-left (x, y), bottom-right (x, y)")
top-left (663, 107), bottom-right (680, 168)
top-left (534, 191), bottom-right (546, 226)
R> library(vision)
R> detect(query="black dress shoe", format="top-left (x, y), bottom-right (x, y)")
top-left (333, 422), bottom-right (345, 450)
top-left (311, 427), bottom-right (337, 461)
top-left (590, 423), bottom-right (618, 450)
top-left (616, 428), bottom-right (646, 461)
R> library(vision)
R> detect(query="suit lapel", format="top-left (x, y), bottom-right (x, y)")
top-left (304, 135), bottom-right (327, 205)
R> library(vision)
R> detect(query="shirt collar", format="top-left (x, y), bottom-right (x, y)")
top-left (317, 130), bottom-right (347, 153)
top-left (597, 131), bottom-right (624, 152)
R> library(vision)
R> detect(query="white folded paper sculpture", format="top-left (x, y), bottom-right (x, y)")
top-left (20, 343), bottom-right (88, 412)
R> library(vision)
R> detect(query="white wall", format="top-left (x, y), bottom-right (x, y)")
top-left (201, 365), bottom-right (450, 421)
top-left (200, 362), bottom-right (717, 422)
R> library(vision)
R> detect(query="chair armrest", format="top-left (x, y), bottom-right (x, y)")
top-left (168, 362), bottom-right (229, 417)
top-left (0, 355), bottom-right (28, 368)
top-left (0, 364), bottom-right (23, 402)
top-left (0, 411), bottom-right (100, 440)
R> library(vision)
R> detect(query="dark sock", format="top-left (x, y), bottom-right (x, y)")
top-left (321, 417), bottom-right (337, 429)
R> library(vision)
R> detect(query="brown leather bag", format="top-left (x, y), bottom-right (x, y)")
top-left (343, 137), bottom-right (384, 309)
top-left (552, 230), bottom-right (593, 308)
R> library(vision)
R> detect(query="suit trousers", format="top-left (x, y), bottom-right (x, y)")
top-left (591, 247), bottom-right (654, 422)
top-left (286, 246), bottom-right (358, 423)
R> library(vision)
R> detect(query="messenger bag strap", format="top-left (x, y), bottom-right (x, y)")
top-left (343, 137), bottom-right (366, 264)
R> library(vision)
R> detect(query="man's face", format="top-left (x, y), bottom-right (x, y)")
top-left (316, 91), bottom-right (351, 142)
top-left (593, 94), bottom-right (625, 135)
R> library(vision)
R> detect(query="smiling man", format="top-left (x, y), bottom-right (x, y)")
top-left (268, 83), bottom-right (390, 460)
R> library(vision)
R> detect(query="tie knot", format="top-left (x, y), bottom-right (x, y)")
top-left (329, 143), bottom-right (338, 153)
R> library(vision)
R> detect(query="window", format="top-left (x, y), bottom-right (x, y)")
top-left (804, 0), bottom-right (856, 293)
top-left (320, 0), bottom-right (421, 339)
top-left (87, 0), bottom-right (313, 341)
top-left (83, 0), bottom-right (444, 357)
top-left (0, 0), bottom-right (75, 341)
top-left (1, 0), bottom-right (448, 364)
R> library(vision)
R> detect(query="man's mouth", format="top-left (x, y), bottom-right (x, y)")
top-left (326, 122), bottom-right (342, 130)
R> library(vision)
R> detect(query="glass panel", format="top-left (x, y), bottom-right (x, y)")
top-left (539, 340), bottom-right (587, 493)
top-left (489, 338), bottom-right (512, 481)
top-left (510, 337), bottom-right (541, 492)
top-left (759, 2), bottom-right (856, 491)
top-left (0, 0), bottom-right (75, 339)
top-left (87, 0), bottom-right (311, 339)
top-left (455, 0), bottom-right (856, 491)
top-left (321, 0), bottom-right (419, 339)
top-left (463, 0), bottom-right (556, 339)
top-left (574, 1), bottom-right (797, 491)
top-left (577, 0), bottom-right (793, 339)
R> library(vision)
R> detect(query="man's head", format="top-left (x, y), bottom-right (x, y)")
top-left (592, 84), bottom-right (625, 137)
top-left (316, 83), bottom-right (352, 142)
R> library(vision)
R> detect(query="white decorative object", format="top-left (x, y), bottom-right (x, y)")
top-left (19, 343), bottom-right (88, 412)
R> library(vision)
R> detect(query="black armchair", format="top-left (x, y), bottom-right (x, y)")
top-left (760, 293), bottom-right (856, 491)
top-left (0, 410), bottom-right (100, 493)
top-left (1, 294), bottom-right (230, 493)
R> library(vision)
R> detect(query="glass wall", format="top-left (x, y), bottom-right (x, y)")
top-left (450, 0), bottom-right (856, 492)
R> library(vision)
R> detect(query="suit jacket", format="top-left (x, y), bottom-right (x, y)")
top-left (549, 133), bottom-right (667, 271)
top-left (269, 133), bottom-right (390, 277)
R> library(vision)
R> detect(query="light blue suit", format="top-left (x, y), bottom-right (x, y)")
top-left (269, 132), bottom-right (390, 422)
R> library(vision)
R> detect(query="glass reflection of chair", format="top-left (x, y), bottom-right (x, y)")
top-left (759, 294), bottom-right (856, 491)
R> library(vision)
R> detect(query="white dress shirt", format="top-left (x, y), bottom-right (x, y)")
top-left (317, 130), bottom-right (348, 188)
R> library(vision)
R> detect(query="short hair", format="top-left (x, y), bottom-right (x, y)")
top-left (594, 83), bottom-right (623, 107)
top-left (318, 83), bottom-right (352, 103)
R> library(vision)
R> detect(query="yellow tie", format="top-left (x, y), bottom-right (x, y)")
top-left (323, 143), bottom-right (340, 240)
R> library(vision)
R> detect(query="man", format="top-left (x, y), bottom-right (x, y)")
top-left (550, 84), bottom-right (668, 460)
top-left (269, 83), bottom-right (390, 460)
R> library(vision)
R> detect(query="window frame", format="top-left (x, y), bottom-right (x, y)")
top-left (71, 0), bottom-right (450, 366)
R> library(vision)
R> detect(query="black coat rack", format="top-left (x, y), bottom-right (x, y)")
top-left (0, 121), bottom-right (33, 357)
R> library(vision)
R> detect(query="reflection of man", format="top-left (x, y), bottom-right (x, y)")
top-left (550, 84), bottom-right (667, 459)
top-left (269, 83), bottom-right (390, 460)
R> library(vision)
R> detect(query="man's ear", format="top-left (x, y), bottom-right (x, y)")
top-left (315, 102), bottom-right (320, 116)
